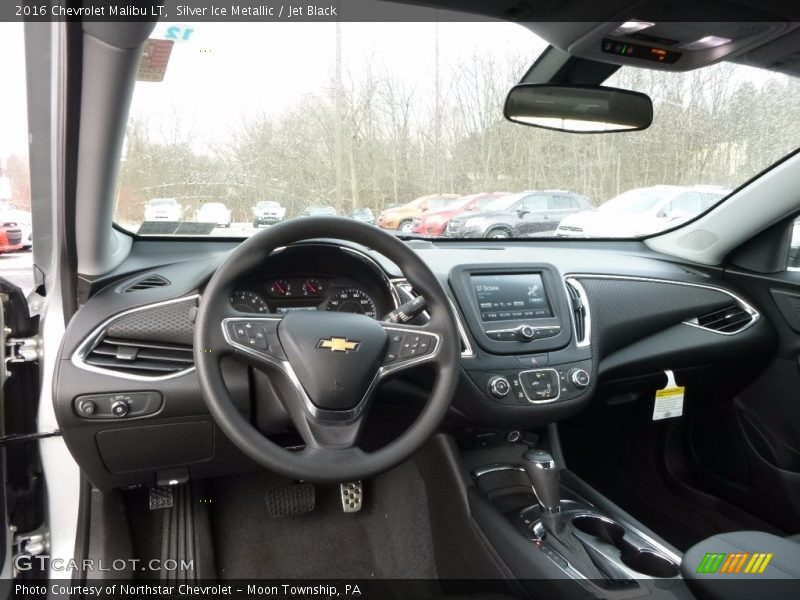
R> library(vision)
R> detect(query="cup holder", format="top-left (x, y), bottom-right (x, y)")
top-left (621, 548), bottom-right (680, 578)
top-left (572, 514), bottom-right (626, 545)
top-left (571, 514), bottom-right (679, 578)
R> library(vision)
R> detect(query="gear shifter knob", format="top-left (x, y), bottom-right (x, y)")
top-left (522, 449), bottom-right (561, 514)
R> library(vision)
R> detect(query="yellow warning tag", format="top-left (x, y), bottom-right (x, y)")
top-left (653, 370), bottom-right (684, 420)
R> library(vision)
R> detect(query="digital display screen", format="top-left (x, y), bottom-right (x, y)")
top-left (472, 274), bottom-right (552, 322)
top-left (275, 306), bottom-right (318, 314)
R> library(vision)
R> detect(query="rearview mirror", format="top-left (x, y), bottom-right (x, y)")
top-left (504, 84), bottom-right (653, 134)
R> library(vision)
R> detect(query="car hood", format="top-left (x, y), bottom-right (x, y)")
top-left (558, 210), bottom-right (665, 236)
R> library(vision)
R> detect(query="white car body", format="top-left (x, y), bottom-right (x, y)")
top-left (556, 185), bottom-right (730, 238)
top-left (197, 202), bottom-right (232, 227)
top-left (144, 198), bottom-right (182, 221)
top-left (0, 201), bottom-right (32, 248)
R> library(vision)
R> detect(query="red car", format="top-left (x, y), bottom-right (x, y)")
top-left (411, 192), bottom-right (510, 236)
top-left (0, 221), bottom-right (23, 253)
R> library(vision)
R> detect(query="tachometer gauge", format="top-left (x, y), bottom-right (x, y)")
top-left (326, 288), bottom-right (377, 319)
top-left (230, 291), bottom-right (269, 314)
top-left (301, 278), bottom-right (324, 297)
top-left (269, 279), bottom-right (294, 297)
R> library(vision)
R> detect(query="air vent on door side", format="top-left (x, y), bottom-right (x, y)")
top-left (124, 275), bottom-right (170, 292)
top-left (691, 304), bottom-right (755, 334)
top-left (565, 278), bottom-right (590, 346)
top-left (84, 337), bottom-right (193, 377)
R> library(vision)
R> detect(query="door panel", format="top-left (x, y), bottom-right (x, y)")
top-left (701, 262), bottom-right (800, 530)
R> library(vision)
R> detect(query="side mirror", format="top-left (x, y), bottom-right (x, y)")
top-left (517, 208), bottom-right (530, 217)
top-left (504, 83), bottom-right (653, 134)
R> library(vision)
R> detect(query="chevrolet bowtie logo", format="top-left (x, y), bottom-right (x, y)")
top-left (317, 337), bottom-right (360, 353)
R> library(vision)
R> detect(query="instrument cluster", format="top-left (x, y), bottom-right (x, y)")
top-left (230, 276), bottom-right (380, 319)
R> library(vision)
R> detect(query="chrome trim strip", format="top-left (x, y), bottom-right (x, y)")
top-left (221, 317), bottom-right (441, 422)
top-left (471, 463), bottom-right (526, 478)
top-left (563, 277), bottom-right (591, 348)
top-left (565, 273), bottom-right (760, 336)
top-left (70, 295), bottom-right (199, 382)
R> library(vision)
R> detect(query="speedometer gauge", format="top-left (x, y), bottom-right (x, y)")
top-left (326, 288), bottom-right (377, 319)
top-left (230, 291), bottom-right (269, 314)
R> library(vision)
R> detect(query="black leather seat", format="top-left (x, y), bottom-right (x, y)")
top-left (681, 531), bottom-right (800, 600)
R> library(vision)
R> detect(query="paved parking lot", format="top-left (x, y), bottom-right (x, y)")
top-left (0, 251), bottom-right (34, 295)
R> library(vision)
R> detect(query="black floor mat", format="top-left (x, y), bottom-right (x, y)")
top-left (208, 459), bottom-right (439, 593)
top-left (560, 413), bottom-right (781, 551)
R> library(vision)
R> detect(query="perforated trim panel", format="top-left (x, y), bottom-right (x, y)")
top-left (105, 297), bottom-right (197, 346)
top-left (578, 277), bottom-right (733, 356)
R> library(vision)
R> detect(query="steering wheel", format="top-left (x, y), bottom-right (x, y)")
top-left (194, 217), bottom-right (460, 482)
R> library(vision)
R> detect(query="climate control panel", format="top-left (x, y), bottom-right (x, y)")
top-left (469, 359), bottom-right (592, 405)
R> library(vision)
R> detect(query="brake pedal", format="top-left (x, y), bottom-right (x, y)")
top-left (265, 482), bottom-right (315, 517)
top-left (340, 481), bottom-right (363, 513)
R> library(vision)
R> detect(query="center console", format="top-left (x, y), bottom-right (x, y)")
top-left (450, 264), bottom-right (593, 411)
top-left (469, 447), bottom-right (688, 600)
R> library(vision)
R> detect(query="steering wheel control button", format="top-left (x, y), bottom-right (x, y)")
top-left (570, 368), bottom-right (591, 389)
top-left (488, 376), bottom-right (511, 398)
top-left (519, 369), bottom-right (561, 402)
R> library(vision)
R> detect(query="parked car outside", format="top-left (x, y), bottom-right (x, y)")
top-left (377, 193), bottom-right (460, 233)
top-left (555, 185), bottom-right (730, 238)
top-left (411, 192), bottom-right (510, 236)
top-left (349, 207), bottom-right (376, 225)
top-left (0, 199), bottom-right (32, 249)
top-left (196, 202), bottom-right (232, 227)
top-left (0, 221), bottom-right (23, 253)
top-left (143, 198), bottom-right (182, 221)
top-left (445, 190), bottom-right (593, 238)
top-left (252, 200), bottom-right (286, 227)
top-left (301, 205), bottom-right (337, 217)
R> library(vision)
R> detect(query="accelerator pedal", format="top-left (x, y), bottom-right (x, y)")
top-left (340, 481), bottom-right (363, 513)
top-left (265, 482), bottom-right (316, 517)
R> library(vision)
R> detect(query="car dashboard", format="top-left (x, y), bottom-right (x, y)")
top-left (54, 239), bottom-right (775, 490)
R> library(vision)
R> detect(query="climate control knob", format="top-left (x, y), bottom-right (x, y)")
top-left (569, 368), bottom-right (591, 389)
top-left (488, 376), bottom-right (511, 398)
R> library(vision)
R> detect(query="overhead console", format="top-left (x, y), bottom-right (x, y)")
top-left (527, 5), bottom-right (794, 73)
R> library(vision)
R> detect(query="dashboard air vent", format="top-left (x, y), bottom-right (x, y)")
top-left (125, 275), bottom-right (170, 292)
top-left (85, 337), bottom-right (193, 377)
top-left (565, 279), bottom-right (589, 346)
top-left (693, 305), bottom-right (754, 334)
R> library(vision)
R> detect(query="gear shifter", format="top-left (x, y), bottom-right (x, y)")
top-left (521, 449), bottom-right (561, 514)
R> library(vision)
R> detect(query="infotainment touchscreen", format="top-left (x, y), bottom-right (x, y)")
top-left (471, 273), bottom-right (552, 322)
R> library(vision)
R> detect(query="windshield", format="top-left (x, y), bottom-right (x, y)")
top-left (116, 22), bottom-right (800, 239)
